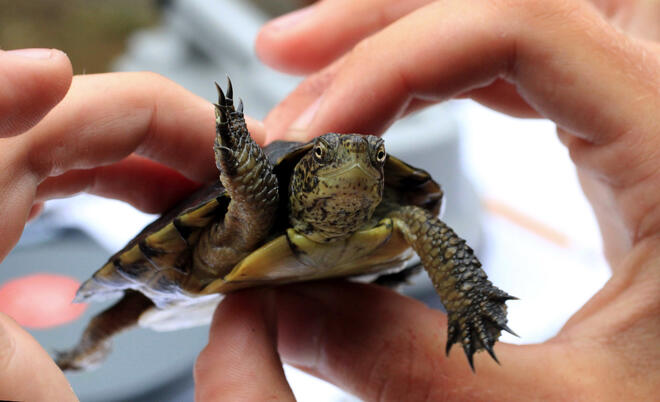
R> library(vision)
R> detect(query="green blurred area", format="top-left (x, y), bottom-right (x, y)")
top-left (0, 0), bottom-right (159, 74)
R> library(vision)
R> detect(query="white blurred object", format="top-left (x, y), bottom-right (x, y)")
top-left (456, 100), bottom-right (611, 344)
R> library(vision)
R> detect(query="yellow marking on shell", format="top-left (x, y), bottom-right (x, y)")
top-left (119, 244), bottom-right (144, 265)
top-left (179, 198), bottom-right (220, 228)
top-left (92, 261), bottom-right (124, 284)
top-left (145, 222), bottom-right (188, 252)
top-left (201, 219), bottom-right (414, 295)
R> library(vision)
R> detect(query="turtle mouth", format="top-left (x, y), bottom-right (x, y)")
top-left (321, 162), bottom-right (380, 180)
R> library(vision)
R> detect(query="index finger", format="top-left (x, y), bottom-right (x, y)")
top-left (290, 0), bottom-right (659, 145)
top-left (0, 48), bottom-right (72, 137)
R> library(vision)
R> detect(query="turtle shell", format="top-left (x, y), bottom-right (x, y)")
top-left (75, 139), bottom-right (443, 312)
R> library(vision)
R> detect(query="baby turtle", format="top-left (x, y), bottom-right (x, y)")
top-left (57, 80), bottom-right (516, 372)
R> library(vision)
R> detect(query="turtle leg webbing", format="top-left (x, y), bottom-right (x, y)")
top-left (388, 206), bottom-right (516, 370)
top-left (56, 290), bottom-right (154, 371)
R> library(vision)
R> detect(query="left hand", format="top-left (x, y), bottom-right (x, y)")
top-left (0, 71), bottom-right (267, 401)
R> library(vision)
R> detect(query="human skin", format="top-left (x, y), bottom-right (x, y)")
top-left (1, 0), bottom-right (659, 400)
top-left (197, 0), bottom-right (660, 400)
top-left (0, 67), bottom-right (265, 400)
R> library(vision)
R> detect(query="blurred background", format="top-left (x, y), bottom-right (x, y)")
top-left (0, 0), bottom-right (611, 401)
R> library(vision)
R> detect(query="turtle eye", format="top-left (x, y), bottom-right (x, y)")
top-left (375, 146), bottom-right (386, 164)
top-left (313, 143), bottom-right (326, 162)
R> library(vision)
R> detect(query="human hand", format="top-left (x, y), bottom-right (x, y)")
top-left (0, 69), bottom-right (266, 401)
top-left (0, 47), bottom-right (78, 402)
top-left (195, 0), bottom-right (660, 400)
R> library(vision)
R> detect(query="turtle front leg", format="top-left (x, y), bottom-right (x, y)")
top-left (192, 80), bottom-right (280, 277)
top-left (212, 79), bottom-right (279, 246)
top-left (389, 206), bottom-right (517, 370)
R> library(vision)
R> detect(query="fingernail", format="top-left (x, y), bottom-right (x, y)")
top-left (288, 96), bottom-right (322, 137)
top-left (5, 48), bottom-right (53, 60)
top-left (267, 5), bottom-right (316, 31)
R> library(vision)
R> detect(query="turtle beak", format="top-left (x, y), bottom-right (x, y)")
top-left (323, 161), bottom-right (380, 180)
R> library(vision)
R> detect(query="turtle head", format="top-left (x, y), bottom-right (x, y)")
top-left (289, 133), bottom-right (386, 242)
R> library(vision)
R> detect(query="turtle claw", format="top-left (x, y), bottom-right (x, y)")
top-left (214, 81), bottom-right (223, 100)
top-left (226, 76), bottom-right (233, 100)
top-left (483, 342), bottom-right (500, 365)
top-left (445, 294), bottom-right (515, 371)
top-left (498, 323), bottom-right (519, 337)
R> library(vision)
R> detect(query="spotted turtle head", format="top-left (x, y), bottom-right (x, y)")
top-left (288, 133), bottom-right (386, 242)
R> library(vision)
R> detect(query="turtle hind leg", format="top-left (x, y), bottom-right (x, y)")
top-left (56, 290), bottom-right (154, 371)
top-left (389, 206), bottom-right (517, 371)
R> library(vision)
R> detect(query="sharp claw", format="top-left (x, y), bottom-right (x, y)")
top-left (445, 321), bottom-right (459, 356)
top-left (237, 98), bottom-right (244, 113)
top-left (498, 323), bottom-right (519, 337)
top-left (226, 76), bottom-right (233, 101)
top-left (214, 81), bottom-right (223, 99)
top-left (445, 336), bottom-right (456, 357)
top-left (484, 342), bottom-right (500, 364)
top-left (217, 83), bottom-right (226, 106)
top-left (462, 342), bottom-right (475, 372)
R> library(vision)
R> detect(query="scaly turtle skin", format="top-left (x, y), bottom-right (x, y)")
top-left (56, 80), bottom-right (516, 372)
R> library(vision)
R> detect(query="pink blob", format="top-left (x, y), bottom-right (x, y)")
top-left (0, 273), bottom-right (87, 329)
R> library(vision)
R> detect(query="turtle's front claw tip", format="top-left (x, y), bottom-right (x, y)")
top-left (484, 343), bottom-right (500, 365)
top-left (462, 343), bottom-right (476, 372)
top-left (499, 323), bottom-right (519, 337)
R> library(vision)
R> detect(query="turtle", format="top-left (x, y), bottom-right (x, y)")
top-left (56, 79), bottom-right (516, 372)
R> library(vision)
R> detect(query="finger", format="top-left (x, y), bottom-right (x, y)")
top-left (0, 48), bottom-right (72, 137)
top-left (35, 155), bottom-right (201, 214)
top-left (0, 313), bottom-right (77, 401)
top-left (264, 57), bottom-right (344, 142)
top-left (274, 281), bottom-right (613, 400)
top-left (460, 79), bottom-right (540, 119)
top-left (195, 290), bottom-right (294, 401)
top-left (292, 0), bottom-right (660, 142)
top-left (0, 72), bottom-right (264, 259)
top-left (27, 202), bottom-right (44, 221)
top-left (19, 73), bottom-right (266, 183)
top-left (274, 1), bottom-right (660, 237)
top-left (256, 0), bottom-right (433, 74)
top-left (264, 69), bottom-right (537, 142)
top-left (19, 72), bottom-right (216, 183)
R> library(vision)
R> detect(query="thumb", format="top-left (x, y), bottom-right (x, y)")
top-left (0, 313), bottom-right (78, 401)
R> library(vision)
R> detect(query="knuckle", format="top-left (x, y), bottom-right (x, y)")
top-left (135, 70), bottom-right (168, 86)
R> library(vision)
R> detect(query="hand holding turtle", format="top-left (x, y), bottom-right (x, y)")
top-left (0, 47), bottom-right (79, 402)
top-left (0, 71), bottom-right (268, 400)
top-left (198, 0), bottom-right (660, 400)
